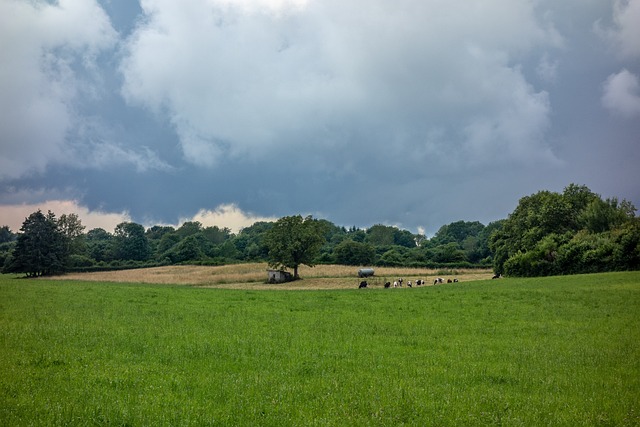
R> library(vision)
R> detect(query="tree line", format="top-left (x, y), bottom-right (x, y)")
top-left (490, 184), bottom-right (640, 276)
top-left (1, 184), bottom-right (638, 278)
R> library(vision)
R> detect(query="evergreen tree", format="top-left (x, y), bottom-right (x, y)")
top-left (0, 226), bottom-right (15, 243)
top-left (3, 210), bottom-right (68, 277)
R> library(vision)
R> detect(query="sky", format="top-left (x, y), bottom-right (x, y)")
top-left (1, 0), bottom-right (639, 236)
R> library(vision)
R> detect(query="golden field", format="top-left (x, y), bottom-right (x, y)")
top-left (49, 263), bottom-right (495, 290)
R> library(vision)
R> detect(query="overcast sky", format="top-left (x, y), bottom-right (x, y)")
top-left (1, 0), bottom-right (639, 236)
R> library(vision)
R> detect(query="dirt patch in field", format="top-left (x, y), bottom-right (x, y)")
top-left (48, 264), bottom-right (495, 290)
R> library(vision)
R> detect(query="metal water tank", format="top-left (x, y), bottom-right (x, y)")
top-left (357, 268), bottom-right (375, 278)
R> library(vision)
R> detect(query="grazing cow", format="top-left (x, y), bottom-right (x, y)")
top-left (447, 279), bottom-right (452, 283)
top-left (453, 278), bottom-right (459, 283)
top-left (393, 281), bottom-right (398, 288)
top-left (407, 281), bottom-right (412, 288)
top-left (384, 282), bottom-right (391, 288)
top-left (416, 279), bottom-right (422, 286)
top-left (359, 281), bottom-right (368, 288)
top-left (492, 274), bottom-right (501, 279)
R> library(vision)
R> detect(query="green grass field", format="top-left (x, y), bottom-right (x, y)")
top-left (1, 272), bottom-right (639, 426)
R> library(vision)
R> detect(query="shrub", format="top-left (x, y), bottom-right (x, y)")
top-left (67, 254), bottom-right (95, 268)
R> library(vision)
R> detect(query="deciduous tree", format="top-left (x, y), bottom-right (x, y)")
top-left (333, 240), bottom-right (376, 266)
top-left (491, 184), bottom-right (638, 276)
top-left (86, 228), bottom-right (113, 262)
top-left (365, 224), bottom-right (396, 246)
top-left (58, 213), bottom-right (86, 255)
top-left (113, 222), bottom-right (150, 261)
top-left (264, 215), bottom-right (327, 279)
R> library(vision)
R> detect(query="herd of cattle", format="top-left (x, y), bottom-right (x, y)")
top-left (358, 277), bottom-right (460, 289)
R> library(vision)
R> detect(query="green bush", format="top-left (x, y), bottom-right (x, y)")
top-left (377, 249), bottom-right (405, 266)
top-left (67, 254), bottom-right (95, 268)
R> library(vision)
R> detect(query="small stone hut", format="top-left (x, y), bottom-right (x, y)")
top-left (267, 269), bottom-right (293, 284)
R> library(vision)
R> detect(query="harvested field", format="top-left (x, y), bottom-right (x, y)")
top-left (50, 263), bottom-right (494, 289)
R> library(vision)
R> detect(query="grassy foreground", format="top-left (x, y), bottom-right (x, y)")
top-left (1, 272), bottom-right (639, 426)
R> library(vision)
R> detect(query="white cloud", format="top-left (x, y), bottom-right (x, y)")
top-left (603, 0), bottom-right (640, 59)
top-left (0, 0), bottom-right (117, 180)
top-left (0, 200), bottom-right (274, 235)
top-left (536, 53), bottom-right (558, 83)
top-left (74, 138), bottom-right (174, 173)
top-left (602, 69), bottom-right (640, 118)
top-left (182, 204), bottom-right (276, 233)
top-left (0, 200), bottom-right (131, 233)
top-left (457, 47), bottom-right (554, 165)
top-left (214, 0), bottom-right (310, 14)
top-left (121, 0), bottom-right (560, 169)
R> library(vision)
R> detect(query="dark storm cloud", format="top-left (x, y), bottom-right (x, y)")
top-left (1, 0), bottom-right (639, 235)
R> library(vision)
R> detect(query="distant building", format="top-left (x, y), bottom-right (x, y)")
top-left (267, 269), bottom-right (293, 283)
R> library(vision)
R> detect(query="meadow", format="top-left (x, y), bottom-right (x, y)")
top-left (46, 263), bottom-right (493, 289)
top-left (1, 269), bottom-right (639, 426)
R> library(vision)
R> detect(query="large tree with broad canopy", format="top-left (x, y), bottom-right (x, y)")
top-left (264, 215), bottom-right (327, 279)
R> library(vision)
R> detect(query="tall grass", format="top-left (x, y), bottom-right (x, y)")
top-left (51, 263), bottom-right (492, 289)
top-left (1, 272), bottom-right (639, 426)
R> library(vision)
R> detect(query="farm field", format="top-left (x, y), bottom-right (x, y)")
top-left (46, 263), bottom-right (494, 289)
top-left (1, 271), bottom-right (639, 426)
